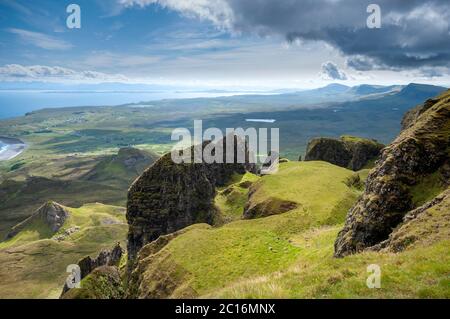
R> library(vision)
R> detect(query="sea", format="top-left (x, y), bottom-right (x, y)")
top-left (0, 90), bottom-right (248, 119)
top-left (0, 141), bottom-right (7, 153)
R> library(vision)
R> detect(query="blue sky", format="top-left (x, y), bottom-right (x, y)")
top-left (0, 0), bottom-right (449, 89)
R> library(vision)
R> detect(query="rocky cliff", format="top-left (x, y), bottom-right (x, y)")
top-left (304, 135), bottom-right (384, 171)
top-left (126, 135), bottom-right (256, 260)
top-left (335, 90), bottom-right (450, 257)
top-left (6, 201), bottom-right (69, 239)
top-left (368, 189), bottom-right (450, 253)
top-left (60, 243), bottom-right (123, 297)
top-left (401, 97), bottom-right (440, 130)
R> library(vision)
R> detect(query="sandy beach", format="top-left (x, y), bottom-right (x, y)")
top-left (0, 136), bottom-right (26, 161)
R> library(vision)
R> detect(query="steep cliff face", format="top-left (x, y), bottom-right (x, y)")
top-left (126, 136), bottom-right (256, 260)
top-left (6, 201), bottom-right (69, 239)
top-left (335, 90), bottom-right (450, 257)
top-left (304, 135), bottom-right (384, 171)
top-left (401, 97), bottom-right (439, 130)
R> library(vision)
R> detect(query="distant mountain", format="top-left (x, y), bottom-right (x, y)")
top-left (395, 83), bottom-right (447, 100)
top-left (349, 84), bottom-right (403, 96)
top-left (314, 83), bottom-right (350, 94)
top-left (312, 83), bottom-right (445, 99)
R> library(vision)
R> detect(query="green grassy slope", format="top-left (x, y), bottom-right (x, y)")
top-left (132, 161), bottom-right (449, 299)
top-left (0, 203), bottom-right (128, 299)
top-left (131, 161), bottom-right (362, 297)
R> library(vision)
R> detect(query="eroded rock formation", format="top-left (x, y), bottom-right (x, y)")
top-left (6, 201), bottom-right (69, 239)
top-left (126, 135), bottom-right (256, 260)
top-left (304, 135), bottom-right (384, 171)
top-left (335, 90), bottom-right (450, 257)
top-left (60, 243), bottom-right (123, 297)
top-left (368, 189), bottom-right (450, 253)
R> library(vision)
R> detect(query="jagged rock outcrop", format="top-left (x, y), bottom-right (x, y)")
top-left (401, 98), bottom-right (439, 130)
top-left (335, 90), bottom-right (450, 257)
top-left (60, 243), bottom-right (123, 297)
top-left (61, 266), bottom-right (124, 299)
top-left (126, 135), bottom-right (256, 260)
top-left (368, 189), bottom-right (450, 253)
top-left (304, 135), bottom-right (384, 171)
top-left (77, 243), bottom-right (123, 279)
top-left (6, 201), bottom-right (69, 239)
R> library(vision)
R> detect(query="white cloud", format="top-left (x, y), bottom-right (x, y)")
top-left (8, 28), bottom-right (73, 50)
top-left (0, 64), bottom-right (129, 83)
top-left (319, 61), bottom-right (348, 81)
top-left (118, 0), bottom-right (233, 28)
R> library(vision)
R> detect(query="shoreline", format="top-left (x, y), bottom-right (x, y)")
top-left (0, 136), bottom-right (27, 161)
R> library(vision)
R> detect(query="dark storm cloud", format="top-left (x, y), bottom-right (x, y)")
top-left (320, 61), bottom-right (347, 80)
top-left (224, 0), bottom-right (450, 70)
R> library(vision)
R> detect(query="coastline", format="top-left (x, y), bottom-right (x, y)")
top-left (0, 136), bottom-right (26, 161)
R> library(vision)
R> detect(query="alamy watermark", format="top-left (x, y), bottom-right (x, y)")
top-left (66, 264), bottom-right (81, 289)
top-left (171, 120), bottom-right (280, 174)
top-left (366, 264), bottom-right (381, 289)
top-left (65, 4), bottom-right (380, 30)
top-left (66, 4), bottom-right (81, 29)
top-left (367, 4), bottom-right (381, 29)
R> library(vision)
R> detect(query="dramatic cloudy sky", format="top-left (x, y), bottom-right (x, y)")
top-left (0, 0), bottom-right (449, 89)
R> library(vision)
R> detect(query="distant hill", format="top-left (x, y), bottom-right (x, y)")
top-left (348, 84), bottom-right (403, 96)
top-left (82, 147), bottom-right (159, 187)
top-left (314, 83), bottom-right (350, 94)
top-left (0, 202), bottom-right (127, 298)
top-left (0, 147), bottom-right (158, 239)
top-left (395, 83), bottom-right (447, 100)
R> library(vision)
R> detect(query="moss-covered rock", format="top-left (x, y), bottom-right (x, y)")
top-left (335, 90), bottom-right (450, 257)
top-left (126, 136), bottom-right (256, 261)
top-left (60, 243), bottom-right (124, 297)
top-left (304, 135), bottom-right (384, 171)
top-left (61, 266), bottom-right (124, 299)
top-left (125, 226), bottom-right (199, 299)
top-left (401, 98), bottom-right (439, 130)
top-left (369, 189), bottom-right (450, 253)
